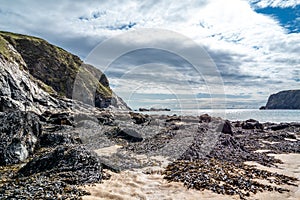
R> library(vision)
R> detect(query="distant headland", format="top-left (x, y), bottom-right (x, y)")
top-left (260, 90), bottom-right (300, 109)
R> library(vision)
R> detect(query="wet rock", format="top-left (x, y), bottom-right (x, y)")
top-left (0, 111), bottom-right (41, 165)
top-left (39, 133), bottom-right (82, 148)
top-left (139, 108), bottom-right (150, 112)
top-left (242, 119), bottom-right (263, 130)
top-left (47, 112), bottom-right (74, 126)
top-left (221, 120), bottom-right (233, 135)
top-left (105, 127), bottom-right (143, 143)
top-left (97, 112), bottom-right (115, 125)
top-left (129, 112), bottom-right (149, 124)
top-left (199, 114), bottom-right (212, 123)
top-left (269, 123), bottom-right (289, 131)
top-left (166, 115), bottom-right (181, 123)
top-left (18, 145), bottom-right (103, 184)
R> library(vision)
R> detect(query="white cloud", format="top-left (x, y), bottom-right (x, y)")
top-left (248, 0), bottom-right (300, 8)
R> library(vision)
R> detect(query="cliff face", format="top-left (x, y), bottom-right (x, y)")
top-left (0, 31), bottom-right (130, 112)
top-left (265, 90), bottom-right (300, 109)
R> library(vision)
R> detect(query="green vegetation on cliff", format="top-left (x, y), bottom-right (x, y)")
top-left (0, 31), bottom-right (112, 103)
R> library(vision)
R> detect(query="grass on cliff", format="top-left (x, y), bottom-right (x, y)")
top-left (0, 35), bottom-right (23, 64)
top-left (0, 31), bottom-right (44, 43)
top-left (0, 35), bottom-right (11, 60)
top-left (0, 30), bottom-right (112, 101)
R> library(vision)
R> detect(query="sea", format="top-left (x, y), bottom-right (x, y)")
top-left (139, 109), bottom-right (300, 123)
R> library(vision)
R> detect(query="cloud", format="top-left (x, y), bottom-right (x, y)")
top-left (249, 0), bottom-right (300, 8)
top-left (0, 0), bottom-right (299, 108)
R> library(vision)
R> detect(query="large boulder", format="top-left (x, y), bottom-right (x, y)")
top-left (0, 111), bottom-right (41, 165)
top-left (242, 119), bottom-right (263, 130)
top-left (18, 146), bottom-right (103, 184)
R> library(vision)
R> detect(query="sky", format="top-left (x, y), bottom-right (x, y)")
top-left (0, 0), bottom-right (299, 109)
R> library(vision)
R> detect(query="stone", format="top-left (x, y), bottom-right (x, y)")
top-left (199, 114), bottom-right (212, 123)
top-left (129, 112), bottom-right (149, 124)
top-left (18, 145), bottom-right (103, 184)
top-left (221, 120), bottom-right (233, 135)
top-left (105, 127), bottom-right (143, 143)
top-left (39, 133), bottom-right (82, 148)
top-left (0, 111), bottom-right (41, 165)
top-left (242, 119), bottom-right (263, 130)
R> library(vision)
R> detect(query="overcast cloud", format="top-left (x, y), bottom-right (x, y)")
top-left (0, 0), bottom-right (299, 109)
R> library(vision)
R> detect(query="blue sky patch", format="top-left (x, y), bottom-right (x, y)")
top-left (254, 5), bottom-right (300, 33)
top-left (106, 22), bottom-right (137, 30)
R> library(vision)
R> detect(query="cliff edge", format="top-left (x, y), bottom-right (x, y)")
top-left (263, 90), bottom-right (300, 109)
top-left (0, 31), bottom-right (130, 112)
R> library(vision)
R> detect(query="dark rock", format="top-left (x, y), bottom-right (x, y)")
top-left (222, 120), bottom-right (233, 135)
top-left (105, 127), bottom-right (143, 143)
top-left (242, 119), bottom-right (263, 130)
top-left (269, 123), bottom-right (290, 131)
top-left (259, 106), bottom-right (266, 110)
top-left (150, 108), bottom-right (171, 111)
top-left (166, 115), bottom-right (181, 123)
top-left (130, 112), bottom-right (149, 124)
top-left (264, 90), bottom-right (300, 109)
top-left (18, 145), bottom-right (103, 184)
top-left (139, 108), bottom-right (150, 112)
top-left (139, 108), bottom-right (171, 112)
top-left (47, 112), bottom-right (74, 126)
top-left (199, 114), bottom-right (212, 123)
top-left (39, 133), bottom-right (82, 148)
top-left (0, 111), bottom-right (41, 165)
top-left (96, 113), bottom-right (115, 125)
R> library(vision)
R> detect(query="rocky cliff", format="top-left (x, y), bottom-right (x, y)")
top-left (0, 31), bottom-right (129, 112)
top-left (264, 90), bottom-right (300, 109)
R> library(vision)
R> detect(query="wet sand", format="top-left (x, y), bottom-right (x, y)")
top-left (246, 153), bottom-right (300, 200)
top-left (82, 149), bottom-right (300, 200)
top-left (82, 169), bottom-right (240, 200)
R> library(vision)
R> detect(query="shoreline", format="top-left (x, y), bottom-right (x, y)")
top-left (1, 110), bottom-right (299, 199)
top-left (82, 152), bottom-right (300, 200)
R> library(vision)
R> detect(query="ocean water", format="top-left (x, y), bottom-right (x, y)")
top-left (140, 109), bottom-right (300, 123)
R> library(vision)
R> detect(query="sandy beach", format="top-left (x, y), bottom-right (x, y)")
top-left (82, 146), bottom-right (300, 200)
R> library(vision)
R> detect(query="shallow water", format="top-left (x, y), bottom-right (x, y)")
top-left (139, 109), bottom-right (300, 123)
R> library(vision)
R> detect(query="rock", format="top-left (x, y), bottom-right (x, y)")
top-left (222, 120), bottom-right (233, 135)
top-left (39, 133), bottom-right (82, 148)
top-left (0, 111), bottom-right (41, 165)
top-left (166, 115), bottom-right (181, 122)
top-left (149, 108), bottom-right (171, 111)
top-left (138, 108), bottom-right (171, 112)
top-left (269, 123), bottom-right (290, 131)
top-left (139, 108), bottom-right (150, 112)
top-left (199, 114), bottom-right (212, 123)
top-left (105, 127), bottom-right (143, 143)
top-left (18, 145), bottom-right (103, 184)
top-left (259, 106), bottom-right (266, 110)
top-left (264, 90), bottom-right (300, 109)
top-left (242, 119), bottom-right (263, 130)
top-left (129, 112), bottom-right (149, 124)
top-left (47, 112), bottom-right (74, 126)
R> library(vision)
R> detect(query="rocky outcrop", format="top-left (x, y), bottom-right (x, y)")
top-left (18, 146), bottom-right (103, 184)
top-left (0, 111), bottom-right (41, 165)
top-left (0, 31), bottom-right (130, 111)
top-left (264, 90), bottom-right (300, 109)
